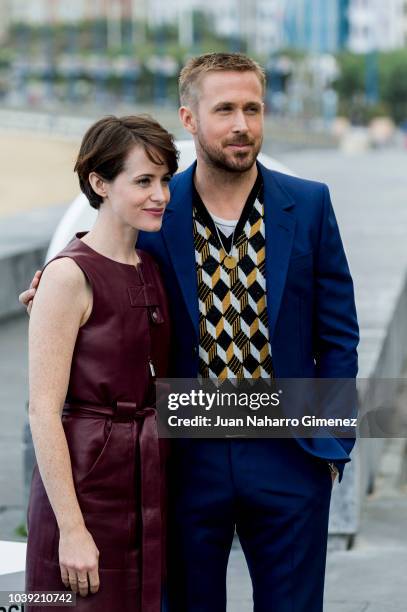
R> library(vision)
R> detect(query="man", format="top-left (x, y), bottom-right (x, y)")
top-left (21, 53), bottom-right (359, 611)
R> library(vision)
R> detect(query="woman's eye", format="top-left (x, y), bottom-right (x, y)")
top-left (162, 176), bottom-right (172, 184)
top-left (136, 178), bottom-right (151, 186)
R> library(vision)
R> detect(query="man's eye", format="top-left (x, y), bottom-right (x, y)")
top-left (246, 107), bottom-right (259, 114)
top-left (217, 107), bottom-right (231, 112)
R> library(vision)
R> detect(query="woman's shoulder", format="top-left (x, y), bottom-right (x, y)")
top-left (31, 256), bottom-right (91, 325)
top-left (42, 235), bottom-right (94, 285)
top-left (40, 256), bottom-right (88, 294)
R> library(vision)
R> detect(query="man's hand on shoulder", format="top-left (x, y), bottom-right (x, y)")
top-left (19, 270), bottom-right (42, 315)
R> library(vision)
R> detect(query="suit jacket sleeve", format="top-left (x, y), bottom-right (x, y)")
top-left (314, 185), bottom-right (359, 466)
top-left (314, 184), bottom-right (359, 378)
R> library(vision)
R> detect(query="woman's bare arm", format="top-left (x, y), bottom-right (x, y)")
top-left (28, 257), bottom-right (98, 597)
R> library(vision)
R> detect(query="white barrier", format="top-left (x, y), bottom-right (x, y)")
top-left (0, 541), bottom-right (26, 593)
top-left (0, 541), bottom-right (26, 576)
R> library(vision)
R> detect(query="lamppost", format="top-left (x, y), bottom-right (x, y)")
top-left (131, 0), bottom-right (147, 47)
top-left (107, 0), bottom-right (122, 52)
top-left (365, 4), bottom-right (379, 106)
top-left (43, 0), bottom-right (57, 103)
top-left (178, 2), bottom-right (193, 48)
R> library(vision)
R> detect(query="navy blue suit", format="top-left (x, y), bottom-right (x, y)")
top-left (138, 161), bottom-right (359, 611)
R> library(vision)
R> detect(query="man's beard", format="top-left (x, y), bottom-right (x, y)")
top-left (196, 129), bottom-right (262, 173)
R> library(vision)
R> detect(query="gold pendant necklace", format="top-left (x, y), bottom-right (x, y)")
top-left (213, 222), bottom-right (238, 270)
top-left (223, 255), bottom-right (237, 269)
top-left (207, 182), bottom-right (262, 273)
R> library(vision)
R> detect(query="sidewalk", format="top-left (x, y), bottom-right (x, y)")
top-left (2, 315), bottom-right (406, 610)
top-left (1, 145), bottom-right (407, 608)
top-left (325, 440), bottom-right (407, 611)
top-left (226, 391), bottom-right (407, 611)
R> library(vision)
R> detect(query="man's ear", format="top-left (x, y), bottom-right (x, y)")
top-left (179, 105), bottom-right (198, 136)
top-left (88, 172), bottom-right (107, 199)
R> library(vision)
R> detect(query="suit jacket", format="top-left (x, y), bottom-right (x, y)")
top-left (137, 160), bottom-right (359, 480)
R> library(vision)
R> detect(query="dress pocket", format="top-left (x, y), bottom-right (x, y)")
top-left (78, 419), bottom-right (113, 484)
top-left (63, 416), bottom-right (113, 487)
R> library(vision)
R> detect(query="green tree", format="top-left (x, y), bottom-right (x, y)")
top-left (333, 52), bottom-right (365, 120)
top-left (334, 49), bottom-right (407, 124)
top-left (379, 50), bottom-right (407, 124)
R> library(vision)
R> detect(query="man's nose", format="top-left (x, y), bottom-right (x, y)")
top-left (232, 110), bottom-right (249, 132)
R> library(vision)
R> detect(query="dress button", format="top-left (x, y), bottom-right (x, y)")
top-left (151, 311), bottom-right (158, 322)
top-left (192, 346), bottom-right (198, 355)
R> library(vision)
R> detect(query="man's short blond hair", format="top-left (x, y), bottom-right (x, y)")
top-left (179, 52), bottom-right (266, 107)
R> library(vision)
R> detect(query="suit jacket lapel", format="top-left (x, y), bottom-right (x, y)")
top-left (162, 161), bottom-right (296, 343)
top-left (259, 163), bottom-right (296, 341)
top-left (162, 162), bottom-right (199, 339)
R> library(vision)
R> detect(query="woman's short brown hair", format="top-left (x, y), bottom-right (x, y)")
top-left (74, 115), bottom-right (179, 209)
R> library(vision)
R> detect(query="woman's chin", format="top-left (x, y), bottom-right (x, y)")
top-left (136, 219), bottom-right (164, 233)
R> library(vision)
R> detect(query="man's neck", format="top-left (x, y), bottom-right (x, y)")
top-left (194, 158), bottom-right (259, 220)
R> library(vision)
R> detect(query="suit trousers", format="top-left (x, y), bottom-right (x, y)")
top-left (166, 437), bottom-right (332, 612)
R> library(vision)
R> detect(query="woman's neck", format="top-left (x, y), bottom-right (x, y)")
top-left (81, 208), bottom-right (139, 265)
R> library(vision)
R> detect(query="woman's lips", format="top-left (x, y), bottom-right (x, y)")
top-left (144, 208), bottom-right (164, 217)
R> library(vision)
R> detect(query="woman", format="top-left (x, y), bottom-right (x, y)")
top-left (25, 115), bottom-right (178, 611)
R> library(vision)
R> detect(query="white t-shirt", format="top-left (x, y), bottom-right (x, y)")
top-left (209, 212), bottom-right (238, 238)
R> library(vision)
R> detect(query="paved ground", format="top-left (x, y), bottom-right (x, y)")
top-left (0, 131), bottom-right (79, 219)
top-left (227, 437), bottom-right (407, 612)
top-left (1, 144), bottom-right (407, 608)
top-left (1, 313), bottom-right (406, 610)
top-left (275, 147), bottom-right (407, 379)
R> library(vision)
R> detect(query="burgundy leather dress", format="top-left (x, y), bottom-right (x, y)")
top-left (25, 234), bottom-right (171, 611)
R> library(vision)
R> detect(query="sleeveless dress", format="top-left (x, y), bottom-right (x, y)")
top-left (25, 233), bottom-right (171, 611)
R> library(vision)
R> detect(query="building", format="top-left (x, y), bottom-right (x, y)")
top-left (404, 0), bottom-right (407, 46)
top-left (253, 0), bottom-right (285, 55)
top-left (339, 0), bottom-right (351, 48)
top-left (283, 0), bottom-right (349, 53)
top-left (4, 0), bottom-right (148, 25)
top-left (0, 0), bottom-right (11, 42)
top-left (145, 0), bottom-right (285, 55)
top-left (201, 0), bottom-right (284, 55)
top-left (348, 0), bottom-right (406, 53)
top-left (8, 0), bottom-right (86, 23)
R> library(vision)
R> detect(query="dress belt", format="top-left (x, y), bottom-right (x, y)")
top-left (63, 400), bottom-right (162, 612)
